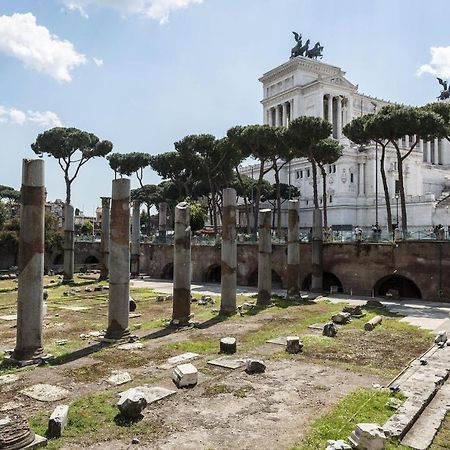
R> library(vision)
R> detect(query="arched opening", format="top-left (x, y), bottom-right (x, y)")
top-left (84, 255), bottom-right (99, 264)
top-left (204, 264), bottom-right (221, 283)
top-left (301, 272), bottom-right (343, 293)
top-left (161, 262), bottom-right (174, 280)
top-left (374, 275), bottom-right (421, 299)
top-left (53, 254), bottom-right (63, 265)
top-left (246, 269), bottom-right (283, 288)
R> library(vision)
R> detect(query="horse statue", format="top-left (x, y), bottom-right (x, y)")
top-left (291, 32), bottom-right (303, 58)
top-left (437, 77), bottom-right (450, 100)
top-left (305, 42), bottom-right (324, 59)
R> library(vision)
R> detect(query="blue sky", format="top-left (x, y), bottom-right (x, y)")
top-left (1, 0), bottom-right (449, 214)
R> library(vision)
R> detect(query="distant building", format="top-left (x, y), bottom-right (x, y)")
top-left (240, 55), bottom-right (450, 231)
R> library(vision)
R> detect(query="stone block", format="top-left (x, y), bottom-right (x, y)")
top-left (172, 363), bottom-right (198, 388)
top-left (245, 359), bottom-right (266, 374)
top-left (348, 423), bottom-right (386, 450)
top-left (47, 405), bottom-right (69, 438)
top-left (323, 322), bottom-right (338, 337)
top-left (332, 312), bottom-right (352, 324)
top-left (326, 440), bottom-right (351, 450)
top-left (107, 371), bottom-right (132, 386)
top-left (286, 336), bottom-right (303, 354)
top-left (129, 297), bottom-right (137, 312)
top-left (364, 316), bottom-right (383, 331)
top-left (117, 388), bottom-right (147, 418)
top-left (435, 331), bottom-right (447, 344)
top-left (220, 337), bottom-right (236, 354)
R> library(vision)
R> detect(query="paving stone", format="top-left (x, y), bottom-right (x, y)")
top-left (158, 352), bottom-right (199, 369)
top-left (207, 357), bottom-right (247, 370)
top-left (0, 315), bottom-right (16, 321)
top-left (326, 440), bottom-right (351, 450)
top-left (21, 384), bottom-right (69, 402)
top-left (124, 386), bottom-right (176, 405)
top-left (47, 405), bottom-right (69, 438)
top-left (0, 401), bottom-right (24, 412)
top-left (117, 342), bottom-right (144, 351)
top-left (0, 374), bottom-right (19, 385)
top-left (308, 323), bottom-right (327, 330)
top-left (57, 306), bottom-right (90, 312)
top-left (172, 363), bottom-right (198, 388)
top-left (266, 336), bottom-right (287, 346)
top-left (117, 388), bottom-right (147, 418)
top-left (107, 371), bottom-right (132, 386)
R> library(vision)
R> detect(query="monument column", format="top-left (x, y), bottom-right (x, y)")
top-left (336, 96), bottom-right (342, 138)
top-left (282, 103), bottom-right (288, 126)
top-left (220, 188), bottom-right (237, 315)
top-left (427, 141), bottom-right (431, 163)
top-left (99, 196), bottom-right (111, 281)
top-left (104, 178), bottom-right (130, 340)
top-left (327, 94), bottom-right (333, 126)
top-left (275, 105), bottom-right (281, 126)
top-left (63, 204), bottom-right (74, 284)
top-left (311, 208), bottom-right (323, 292)
top-left (172, 202), bottom-right (191, 325)
top-left (435, 138), bottom-right (439, 164)
top-left (290, 100), bottom-right (295, 122)
top-left (159, 202), bottom-right (167, 242)
top-left (287, 200), bottom-right (300, 297)
top-left (12, 159), bottom-right (45, 363)
top-left (257, 209), bottom-right (272, 306)
top-left (130, 200), bottom-right (140, 278)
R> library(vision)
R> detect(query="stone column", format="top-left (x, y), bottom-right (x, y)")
top-left (12, 159), bottom-right (45, 363)
top-left (104, 179), bottom-right (131, 340)
top-left (172, 202), bottom-right (191, 325)
top-left (327, 94), bottom-right (333, 125)
top-left (99, 197), bottom-right (110, 281)
top-left (257, 209), bottom-right (272, 306)
top-left (434, 138), bottom-right (439, 165)
top-left (287, 200), bottom-right (300, 297)
top-left (318, 94), bottom-right (324, 119)
top-left (290, 100), bottom-right (295, 122)
top-left (311, 208), bottom-right (323, 292)
top-left (282, 103), bottom-right (288, 126)
top-left (62, 203), bottom-right (74, 284)
top-left (420, 139), bottom-right (425, 162)
top-left (159, 202), bottom-right (167, 242)
top-left (358, 162), bottom-right (365, 197)
top-left (130, 200), bottom-right (140, 278)
top-left (336, 97), bottom-right (342, 138)
top-left (275, 106), bottom-right (281, 127)
top-left (427, 141), bottom-right (432, 163)
top-left (220, 188), bottom-right (237, 315)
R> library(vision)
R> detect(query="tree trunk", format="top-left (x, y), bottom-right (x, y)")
top-left (396, 150), bottom-right (408, 236)
top-left (380, 144), bottom-right (393, 233)
top-left (253, 163), bottom-right (266, 237)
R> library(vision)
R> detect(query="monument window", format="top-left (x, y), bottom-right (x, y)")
top-left (300, 170), bottom-right (303, 178)
top-left (295, 171), bottom-right (299, 179)
top-left (329, 195), bottom-right (333, 203)
top-left (306, 168), bottom-right (311, 178)
top-left (350, 173), bottom-right (354, 183)
top-left (328, 166), bottom-right (332, 174)
top-left (333, 165), bottom-right (336, 173)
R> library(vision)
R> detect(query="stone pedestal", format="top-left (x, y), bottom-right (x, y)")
top-left (172, 363), bottom-right (198, 388)
top-left (172, 202), bottom-right (191, 325)
top-left (130, 200), bottom-right (140, 278)
top-left (159, 202), bottom-right (167, 242)
top-left (220, 337), bottom-right (236, 354)
top-left (62, 203), bottom-right (74, 284)
top-left (257, 209), bottom-right (272, 306)
top-left (220, 188), bottom-right (237, 315)
top-left (105, 179), bottom-right (131, 340)
top-left (47, 405), bottom-right (69, 439)
top-left (99, 196), bottom-right (110, 281)
top-left (12, 159), bottom-right (45, 363)
top-left (287, 200), bottom-right (300, 297)
top-left (0, 414), bottom-right (45, 449)
top-left (311, 208), bottom-right (323, 292)
top-left (286, 336), bottom-right (302, 354)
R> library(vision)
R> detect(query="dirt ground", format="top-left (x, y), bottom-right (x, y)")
top-left (0, 277), bottom-right (433, 449)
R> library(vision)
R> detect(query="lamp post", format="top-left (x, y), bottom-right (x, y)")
top-left (395, 193), bottom-right (399, 228)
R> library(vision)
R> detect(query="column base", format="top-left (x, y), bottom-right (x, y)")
top-left (103, 327), bottom-right (130, 342)
top-left (7, 349), bottom-right (53, 367)
top-left (219, 308), bottom-right (236, 316)
top-left (62, 278), bottom-right (74, 285)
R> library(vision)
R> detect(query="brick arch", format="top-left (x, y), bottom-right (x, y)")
top-left (374, 274), bottom-right (421, 299)
top-left (204, 264), bottom-right (221, 283)
top-left (301, 272), bottom-right (343, 293)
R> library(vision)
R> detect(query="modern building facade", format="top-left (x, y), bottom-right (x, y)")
top-left (240, 55), bottom-right (450, 231)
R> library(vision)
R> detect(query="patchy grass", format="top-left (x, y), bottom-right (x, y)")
top-left (29, 391), bottom-right (168, 449)
top-left (167, 337), bottom-right (218, 354)
top-left (64, 362), bottom-right (110, 383)
top-left (291, 388), bottom-right (406, 450)
top-left (204, 384), bottom-right (233, 396)
top-left (431, 412), bottom-right (450, 449)
top-left (233, 384), bottom-right (255, 398)
top-left (92, 348), bottom-right (148, 369)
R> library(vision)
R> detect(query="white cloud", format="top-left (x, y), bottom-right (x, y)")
top-left (0, 12), bottom-right (87, 82)
top-left (62, 0), bottom-right (204, 24)
top-left (93, 57), bottom-right (104, 67)
top-left (418, 46), bottom-right (450, 79)
top-left (66, 2), bottom-right (89, 18)
top-left (0, 106), bottom-right (62, 127)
